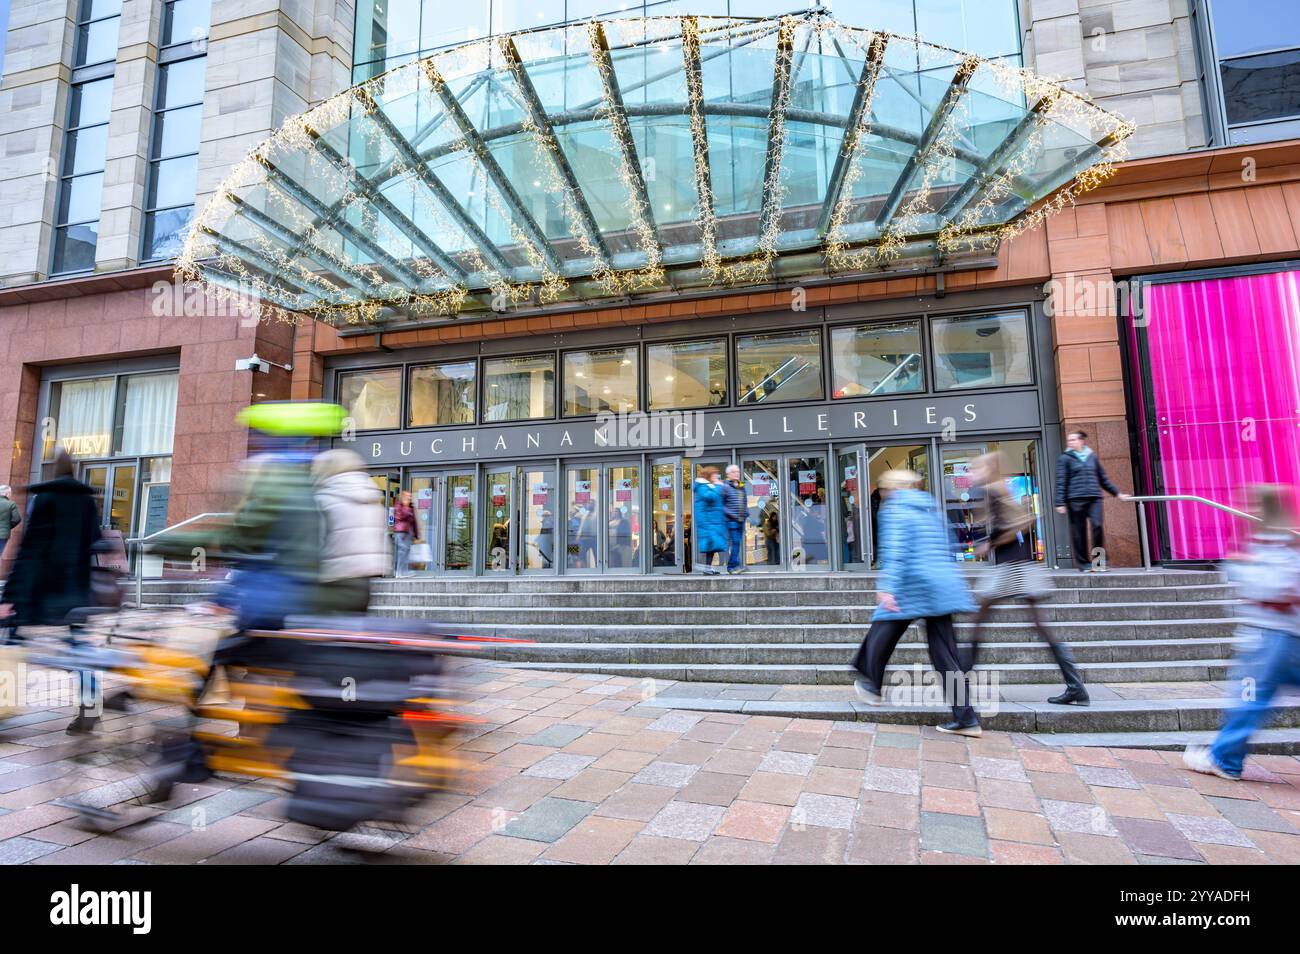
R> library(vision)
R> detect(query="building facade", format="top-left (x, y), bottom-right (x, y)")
top-left (0, 0), bottom-right (1297, 575)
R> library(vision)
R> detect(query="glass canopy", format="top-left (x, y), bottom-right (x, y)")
top-left (178, 11), bottom-right (1134, 326)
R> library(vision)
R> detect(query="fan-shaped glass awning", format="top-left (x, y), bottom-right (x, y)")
top-left (178, 11), bottom-right (1133, 326)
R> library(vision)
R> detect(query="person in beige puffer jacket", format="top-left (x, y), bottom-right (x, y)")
top-left (312, 449), bottom-right (390, 614)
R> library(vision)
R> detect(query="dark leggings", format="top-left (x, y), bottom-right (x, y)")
top-left (964, 596), bottom-right (1085, 694)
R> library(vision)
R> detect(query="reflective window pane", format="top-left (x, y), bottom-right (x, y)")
top-left (52, 223), bottom-right (99, 273)
top-left (157, 57), bottom-right (207, 110)
top-left (58, 174), bottom-right (104, 225)
top-left (1220, 49), bottom-right (1300, 125)
top-left (931, 311), bottom-right (1032, 391)
top-left (786, 455), bottom-right (829, 569)
top-left (483, 354), bottom-right (554, 422)
top-left (70, 79), bottom-right (114, 128)
top-left (143, 206), bottom-right (194, 260)
top-left (408, 360), bottom-right (476, 426)
top-left (147, 155), bottom-right (198, 210)
top-left (152, 104), bottom-right (202, 159)
top-left (63, 124), bottom-right (109, 176)
top-left (77, 17), bottom-right (121, 67)
top-left (563, 346), bottom-right (639, 417)
top-left (163, 0), bottom-right (212, 48)
top-left (647, 338), bottom-right (727, 410)
top-left (83, 0), bottom-right (124, 20)
top-left (338, 368), bottom-right (401, 430)
top-left (1209, 0), bottom-right (1300, 58)
top-left (736, 329), bottom-right (824, 405)
top-left (565, 466), bottom-right (599, 571)
top-left (830, 320), bottom-right (924, 398)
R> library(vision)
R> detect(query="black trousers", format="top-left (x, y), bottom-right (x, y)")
top-left (1067, 497), bottom-right (1105, 569)
top-left (850, 614), bottom-right (976, 725)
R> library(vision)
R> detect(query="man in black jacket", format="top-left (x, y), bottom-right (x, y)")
top-left (1055, 429), bottom-right (1128, 571)
top-left (723, 464), bottom-right (748, 574)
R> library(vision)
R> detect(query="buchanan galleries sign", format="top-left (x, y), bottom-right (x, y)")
top-left (347, 391), bottom-right (1039, 466)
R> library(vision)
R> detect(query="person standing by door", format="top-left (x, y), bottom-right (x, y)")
top-left (723, 464), bottom-right (747, 574)
top-left (392, 490), bottom-right (418, 578)
top-left (1054, 429), bottom-right (1127, 572)
top-left (849, 469), bottom-right (981, 736)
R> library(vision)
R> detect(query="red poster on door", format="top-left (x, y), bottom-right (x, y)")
top-left (574, 480), bottom-right (591, 505)
top-left (491, 483), bottom-right (507, 506)
top-left (751, 480), bottom-right (771, 497)
top-left (532, 482), bottom-right (550, 506)
top-left (657, 475), bottom-right (672, 500)
top-left (798, 469), bottom-right (817, 495)
top-left (615, 478), bottom-right (633, 502)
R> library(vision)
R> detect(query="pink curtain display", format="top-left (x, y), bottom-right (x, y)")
top-left (1139, 269), bottom-right (1300, 559)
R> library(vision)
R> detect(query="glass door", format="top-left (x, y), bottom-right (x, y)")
top-left (484, 468), bottom-right (516, 573)
top-left (686, 457), bottom-right (728, 573)
top-left (604, 462), bottom-right (641, 573)
top-left (836, 446), bottom-right (868, 570)
top-left (82, 464), bottom-right (109, 521)
top-left (442, 472), bottom-right (475, 573)
top-left (650, 457), bottom-right (681, 573)
top-left (741, 456), bottom-right (782, 570)
top-left (565, 466), bottom-right (600, 571)
top-left (785, 454), bottom-right (829, 570)
top-left (864, 444), bottom-right (931, 567)
top-left (519, 465), bottom-right (556, 573)
top-left (940, 444), bottom-right (990, 563)
top-left (409, 475), bottom-right (437, 574)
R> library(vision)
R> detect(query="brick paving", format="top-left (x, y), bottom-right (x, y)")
top-left (0, 665), bottom-right (1298, 864)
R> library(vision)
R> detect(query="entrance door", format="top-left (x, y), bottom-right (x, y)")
top-left (410, 470), bottom-right (475, 574)
top-left (864, 443), bottom-right (931, 567)
top-left (604, 462), bottom-right (641, 573)
top-left (563, 461), bottom-right (643, 573)
top-left (484, 464), bottom-right (557, 574)
top-left (836, 446), bottom-right (868, 570)
top-left (940, 444), bottom-right (991, 563)
top-left (785, 453), bottom-right (829, 570)
top-left (81, 460), bottom-right (139, 534)
top-left (740, 456), bottom-right (782, 570)
top-left (650, 457), bottom-right (681, 573)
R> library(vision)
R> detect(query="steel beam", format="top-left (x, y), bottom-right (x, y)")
top-left (816, 32), bottom-right (888, 236)
top-left (757, 19), bottom-right (797, 242)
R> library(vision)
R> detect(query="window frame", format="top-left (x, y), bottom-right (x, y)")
top-left (827, 317), bottom-right (927, 400)
top-left (480, 350), bottom-right (559, 424)
top-left (560, 344), bottom-right (641, 419)
top-left (927, 308), bottom-right (1035, 393)
top-left (406, 358), bottom-right (479, 428)
top-left (644, 334), bottom-right (731, 412)
top-left (337, 365), bottom-right (406, 432)
top-left (733, 326), bottom-right (827, 407)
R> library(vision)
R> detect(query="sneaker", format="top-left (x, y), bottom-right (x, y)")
top-left (853, 679), bottom-right (882, 705)
top-left (728, 567), bottom-right (748, 575)
top-left (1183, 744), bottom-right (1239, 780)
top-left (1048, 688), bottom-right (1090, 706)
top-left (65, 715), bottom-right (99, 735)
top-left (936, 720), bottom-right (982, 737)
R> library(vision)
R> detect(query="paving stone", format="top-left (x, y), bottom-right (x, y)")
top-left (593, 783), bottom-right (676, 822)
top-left (857, 790), bottom-right (919, 831)
top-left (631, 760), bottom-right (699, 789)
top-left (921, 787), bottom-right (981, 817)
top-left (455, 835), bottom-right (547, 865)
top-left (523, 753), bottom-right (596, 781)
top-left (990, 841), bottom-right (1063, 865)
top-left (1042, 799), bottom-right (1117, 836)
top-left (0, 836), bottom-right (64, 864)
top-left (775, 732), bottom-right (825, 755)
top-left (524, 725), bottom-right (592, 748)
top-left (1029, 770), bottom-right (1096, 804)
top-left (816, 746), bottom-right (870, 771)
top-left (848, 824), bottom-right (918, 864)
top-left (874, 732), bottom-right (920, 750)
top-left (871, 746), bottom-right (920, 769)
top-left (1112, 817), bottom-right (1202, 861)
top-left (132, 814), bottom-right (280, 864)
top-left (612, 834), bottom-right (699, 864)
top-left (1075, 765), bottom-right (1142, 790)
top-left (976, 778), bottom-right (1039, 812)
top-left (792, 792), bottom-right (856, 830)
top-left (691, 835), bottom-right (776, 865)
top-left (804, 766), bottom-right (864, 799)
top-left (551, 768), bottom-right (633, 803)
top-left (919, 812), bottom-right (988, 858)
top-left (643, 801), bottom-right (726, 841)
top-left (738, 772), bottom-right (804, 807)
top-left (757, 750), bottom-right (817, 776)
top-left (542, 816), bottom-right (644, 864)
top-left (1145, 784), bottom-right (1217, 816)
top-left (1056, 831), bottom-right (1137, 865)
top-left (971, 756), bottom-right (1030, 783)
top-left (715, 800), bottom-right (790, 843)
top-left (864, 766), bottom-right (920, 796)
top-left (501, 797), bottom-right (594, 843)
top-left (703, 748), bottom-right (764, 777)
top-left (406, 806), bottom-right (501, 854)
top-left (984, 808), bottom-right (1053, 845)
top-left (157, 786), bottom-right (278, 826)
top-left (772, 825), bottom-right (849, 864)
top-left (1245, 830), bottom-right (1300, 864)
top-left (205, 836), bottom-right (310, 865)
top-left (1019, 749), bottom-right (1073, 774)
top-left (1165, 812), bottom-right (1256, 848)
top-left (680, 770), bottom-right (747, 807)
top-left (1205, 795), bottom-right (1300, 834)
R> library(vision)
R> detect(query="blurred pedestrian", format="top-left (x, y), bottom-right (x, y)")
top-left (850, 469), bottom-right (981, 736)
top-left (966, 453), bottom-right (1087, 705)
top-left (723, 464), bottom-right (747, 574)
top-left (392, 490), bottom-right (418, 578)
top-left (1185, 486), bottom-right (1300, 781)
top-left (313, 449), bottom-right (389, 614)
top-left (1054, 429), bottom-right (1128, 572)
top-left (693, 466), bottom-right (726, 575)
top-left (0, 484), bottom-right (20, 563)
top-left (2, 451), bottom-right (102, 731)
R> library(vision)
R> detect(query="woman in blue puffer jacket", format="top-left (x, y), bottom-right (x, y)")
top-left (692, 466), bottom-right (727, 575)
top-left (849, 470), bottom-right (981, 736)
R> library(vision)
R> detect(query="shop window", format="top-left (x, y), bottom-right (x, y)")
top-left (563, 346), bottom-right (639, 417)
top-left (736, 329), bottom-right (824, 405)
top-left (647, 338), bottom-right (728, 410)
top-left (339, 367), bottom-right (401, 430)
top-left (43, 370), bottom-right (179, 461)
top-left (116, 372), bottom-right (179, 455)
top-left (408, 360), bottom-right (476, 426)
top-left (830, 320), bottom-right (924, 398)
top-left (484, 354), bottom-right (555, 422)
top-left (931, 311), bottom-right (1031, 391)
top-left (45, 376), bottom-right (115, 460)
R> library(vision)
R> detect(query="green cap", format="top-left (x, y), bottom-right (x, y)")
top-left (237, 402), bottom-right (347, 437)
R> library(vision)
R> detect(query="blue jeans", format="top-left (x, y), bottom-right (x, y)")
top-left (1212, 628), bottom-right (1300, 777)
top-left (726, 523), bottom-right (744, 571)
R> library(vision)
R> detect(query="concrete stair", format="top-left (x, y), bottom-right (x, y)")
top-left (133, 568), bottom-right (1299, 747)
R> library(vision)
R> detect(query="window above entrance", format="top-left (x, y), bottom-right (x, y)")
top-left (178, 11), bottom-right (1132, 327)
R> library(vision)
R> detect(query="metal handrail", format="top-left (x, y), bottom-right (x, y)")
top-left (129, 512), bottom-right (231, 608)
top-left (1127, 494), bottom-right (1298, 570)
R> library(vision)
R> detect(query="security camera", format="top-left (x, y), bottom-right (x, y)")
top-left (235, 355), bottom-right (271, 373)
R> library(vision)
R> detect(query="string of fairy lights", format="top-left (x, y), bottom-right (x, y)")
top-left (175, 11), bottom-right (1134, 327)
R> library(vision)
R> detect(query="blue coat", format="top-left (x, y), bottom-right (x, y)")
top-left (693, 479), bottom-right (727, 554)
top-left (873, 488), bottom-right (975, 620)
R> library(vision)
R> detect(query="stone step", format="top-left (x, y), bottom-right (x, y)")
top-left (1022, 728), bottom-right (1300, 754)
top-left (471, 637), bottom-right (1244, 666)
top-left (421, 618), bottom-right (1239, 644)
top-left (500, 659), bottom-right (1232, 684)
top-left (628, 691), bottom-right (1300, 735)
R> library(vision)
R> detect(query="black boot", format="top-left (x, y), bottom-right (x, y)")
top-left (1047, 687), bottom-right (1090, 706)
top-left (1047, 640), bottom-right (1088, 702)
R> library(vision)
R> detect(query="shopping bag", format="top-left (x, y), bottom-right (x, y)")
top-left (409, 543), bottom-right (433, 565)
